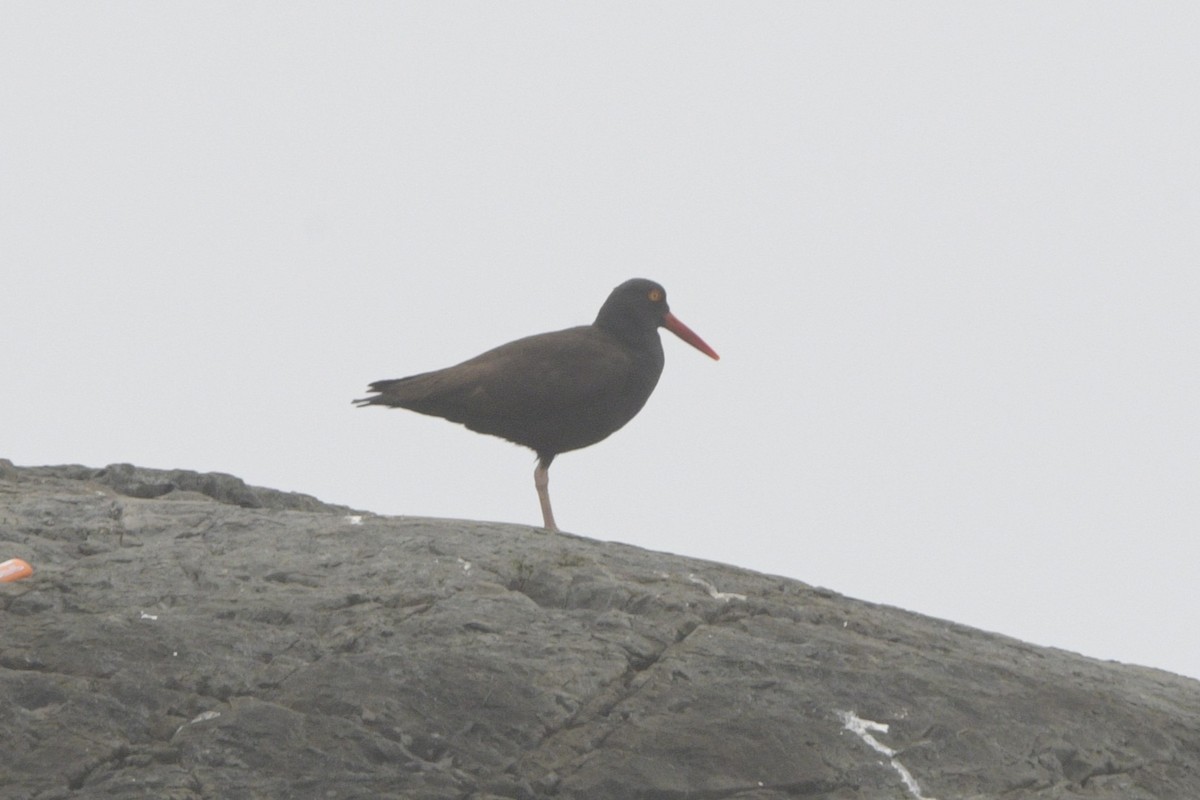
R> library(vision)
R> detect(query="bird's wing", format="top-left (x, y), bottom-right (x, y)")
top-left (363, 326), bottom-right (640, 422)
top-left (437, 327), bottom-right (640, 419)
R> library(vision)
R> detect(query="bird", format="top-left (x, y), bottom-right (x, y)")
top-left (354, 278), bottom-right (719, 531)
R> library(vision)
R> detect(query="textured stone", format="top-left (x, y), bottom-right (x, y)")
top-left (1, 462), bottom-right (1198, 799)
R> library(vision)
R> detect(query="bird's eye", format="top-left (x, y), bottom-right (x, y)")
top-left (647, 289), bottom-right (663, 302)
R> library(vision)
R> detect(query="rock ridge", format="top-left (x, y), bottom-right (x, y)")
top-left (2, 461), bottom-right (1198, 799)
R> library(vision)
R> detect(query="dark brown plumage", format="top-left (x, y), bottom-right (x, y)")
top-left (354, 278), bottom-right (718, 531)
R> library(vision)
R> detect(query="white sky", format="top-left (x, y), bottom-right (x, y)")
top-left (3, 4), bottom-right (1198, 680)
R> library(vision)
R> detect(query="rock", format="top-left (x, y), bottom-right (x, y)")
top-left (1, 462), bottom-right (1198, 799)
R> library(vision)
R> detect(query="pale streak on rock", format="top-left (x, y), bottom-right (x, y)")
top-left (839, 710), bottom-right (936, 800)
top-left (687, 572), bottom-right (747, 601)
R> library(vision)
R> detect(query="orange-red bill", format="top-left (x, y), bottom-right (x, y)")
top-left (662, 312), bottom-right (720, 360)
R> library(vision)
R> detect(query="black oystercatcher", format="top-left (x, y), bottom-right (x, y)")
top-left (354, 278), bottom-right (718, 531)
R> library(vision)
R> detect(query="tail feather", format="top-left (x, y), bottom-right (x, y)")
top-left (352, 374), bottom-right (436, 409)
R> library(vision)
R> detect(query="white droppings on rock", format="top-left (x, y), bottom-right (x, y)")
top-left (687, 573), bottom-right (747, 602)
top-left (838, 710), bottom-right (936, 800)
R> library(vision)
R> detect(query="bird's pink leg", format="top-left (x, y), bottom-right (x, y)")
top-left (534, 460), bottom-right (559, 532)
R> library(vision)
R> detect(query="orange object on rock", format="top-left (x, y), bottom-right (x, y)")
top-left (0, 558), bottom-right (33, 582)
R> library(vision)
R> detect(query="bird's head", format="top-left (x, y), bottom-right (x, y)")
top-left (596, 279), bottom-right (719, 360)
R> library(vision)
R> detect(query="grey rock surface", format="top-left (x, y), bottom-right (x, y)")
top-left (2, 460), bottom-right (1198, 799)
